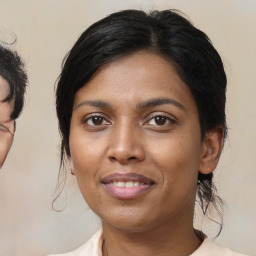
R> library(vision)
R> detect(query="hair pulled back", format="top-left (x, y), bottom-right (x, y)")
top-left (55, 9), bottom-right (227, 230)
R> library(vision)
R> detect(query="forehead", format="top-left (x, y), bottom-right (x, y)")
top-left (74, 51), bottom-right (195, 109)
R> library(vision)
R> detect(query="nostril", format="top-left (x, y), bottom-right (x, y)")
top-left (128, 156), bottom-right (137, 160)
top-left (109, 156), bottom-right (117, 162)
top-left (108, 155), bottom-right (137, 163)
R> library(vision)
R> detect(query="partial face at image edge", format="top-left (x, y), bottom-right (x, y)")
top-left (0, 75), bottom-right (15, 168)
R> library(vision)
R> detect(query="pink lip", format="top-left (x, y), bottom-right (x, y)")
top-left (101, 173), bottom-right (154, 200)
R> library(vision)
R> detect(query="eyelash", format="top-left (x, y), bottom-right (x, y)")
top-left (144, 113), bottom-right (176, 127)
top-left (82, 112), bottom-right (176, 129)
top-left (82, 114), bottom-right (111, 127)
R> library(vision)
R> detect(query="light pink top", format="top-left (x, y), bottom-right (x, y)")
top-left (48, 229), bottom-right (248, 256)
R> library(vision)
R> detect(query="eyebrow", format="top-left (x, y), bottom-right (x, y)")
top-left (137, 98), bottom-right (186, 111)
top-left (75, 98), bottom-right (185, 111)
top-left (75, 100), bottom-right (112, 110)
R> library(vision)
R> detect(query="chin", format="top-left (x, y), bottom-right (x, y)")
top-left (104, 219), bottom-right (155, 233)
top-left (99, 208), bottom-right (160, 233)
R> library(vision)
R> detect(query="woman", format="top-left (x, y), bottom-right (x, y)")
top-left (49, 9), bottom-right (247, 256)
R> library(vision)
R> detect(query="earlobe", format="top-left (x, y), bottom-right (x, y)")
top-left (199, 128), bottom-right (224, 175)
top-left (69, 159), bottom-right (76, 176)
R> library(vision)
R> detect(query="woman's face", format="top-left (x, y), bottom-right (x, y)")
top-left (69, 51), bottom-right (216, 232)
top-left (0, 76), bottom-right (15, 168)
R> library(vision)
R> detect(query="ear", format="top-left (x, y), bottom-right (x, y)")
top-left (199, 128), bottom-right (224, 175)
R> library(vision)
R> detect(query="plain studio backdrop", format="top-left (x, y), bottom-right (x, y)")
top-left (0, 0), bottom-right (255, 255)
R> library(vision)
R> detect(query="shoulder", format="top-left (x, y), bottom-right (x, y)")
top-left (47, 229), bottom-right (103, 256)
top-left (191, 238), bottom-right (249, 256)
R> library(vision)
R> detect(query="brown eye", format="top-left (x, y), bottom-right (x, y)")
top-left (89, 116), bottom-right (103, 125)
top-left (154, 116), bottom-right (167, 125)
top-left (147, 115), bottom-right (170, 126)
top-left (84, 115), bottom-right (110, 127)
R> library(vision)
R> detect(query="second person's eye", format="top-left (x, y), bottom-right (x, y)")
top-left (0, 123), bottom-right (8, 132)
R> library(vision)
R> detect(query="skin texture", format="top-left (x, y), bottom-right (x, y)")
top-left (69, 51), bottom-right (224, 256)
top-left (0, 76), bottom-right (14, 168)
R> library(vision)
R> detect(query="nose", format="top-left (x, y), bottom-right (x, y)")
top-left (107, 122), bottom-right (145, 164)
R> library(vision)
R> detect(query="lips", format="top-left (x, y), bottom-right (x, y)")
top-left (101, 173), bottom-right (154, 200)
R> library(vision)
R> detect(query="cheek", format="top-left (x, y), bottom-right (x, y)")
top-left (69, 128), bottom-right (108, 201)
top-left (69, 134), bottom-right (99, 206)
top-left (149, 132), bottom-right (202, 183)
top-left (149, 136), bottom-right (201, 211)
top-left (70, 132), bottom-right (106, 172)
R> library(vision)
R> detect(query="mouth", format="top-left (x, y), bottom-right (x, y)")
top-left (101, 173), bottom-right (154, 200)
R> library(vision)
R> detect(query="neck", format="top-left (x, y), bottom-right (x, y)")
top-left (101, 216), bottom-right (203, 256)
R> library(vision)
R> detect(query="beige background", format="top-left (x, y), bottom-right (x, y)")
top-left (0, 0), bottom-right (255, 255)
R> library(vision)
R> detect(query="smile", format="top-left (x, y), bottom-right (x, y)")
top-left (110, 181), bottom-right (143, 187)
top-left (101, 173), bottom-right (154, 200)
